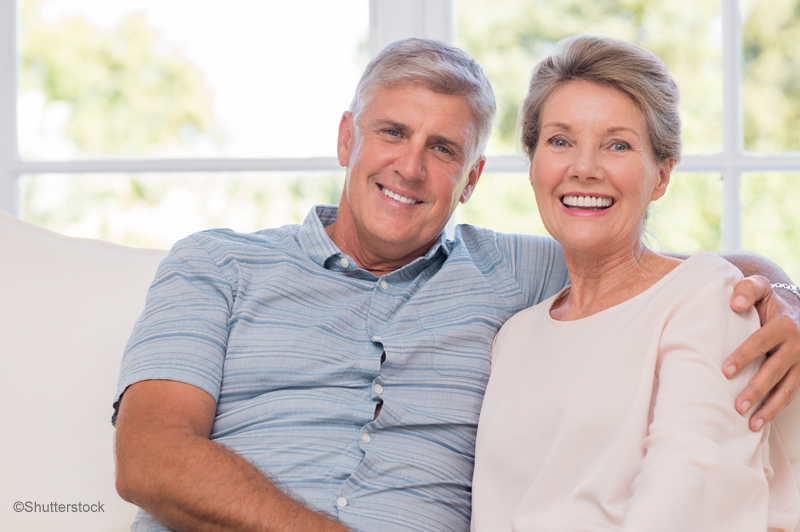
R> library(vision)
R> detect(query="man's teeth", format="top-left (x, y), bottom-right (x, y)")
top-left (561, 195), bottom-right (613, 209)
top-left (380, 185), bottom-right (420, 205)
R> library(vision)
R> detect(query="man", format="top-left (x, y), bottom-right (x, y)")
top-left (114, 38), bottom-right (800, 532)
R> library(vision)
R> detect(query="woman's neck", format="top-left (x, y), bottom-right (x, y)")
top-left (551, 243), bottom-right (682, 321)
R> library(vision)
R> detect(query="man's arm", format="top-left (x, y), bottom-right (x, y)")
top-left (718, 254), bottom-right (800, 431)
top-left (115, 380), bottom-right (351, 532)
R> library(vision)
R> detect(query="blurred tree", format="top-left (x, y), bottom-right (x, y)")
top-left (20, 0), bottom-right (215, 156)
top-left (454, 0), bottom-right (724, 255)
top-left (742, 0), bottom-right (800, 152)
top-left (456, 0), bottom-right (721, 156)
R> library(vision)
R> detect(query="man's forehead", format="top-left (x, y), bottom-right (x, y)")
top-left (360, 85), bottom-right (478, 149)
top-left (366, 84), bottom-right (472, 119)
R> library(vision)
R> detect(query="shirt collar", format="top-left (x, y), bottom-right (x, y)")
top-left (298, 205), bottom-right (342, 267)
top-left (298, 204), bottom-right (452, 273)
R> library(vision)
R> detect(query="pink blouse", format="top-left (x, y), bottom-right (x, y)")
top-left (472, 253), bottom-right (799, 531)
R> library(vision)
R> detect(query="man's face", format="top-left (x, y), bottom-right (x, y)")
top-left (335, 84), bottom-right (485, 265)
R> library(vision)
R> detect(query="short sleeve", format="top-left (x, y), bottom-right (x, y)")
top-left (113, 233), bottom-right (234, 419)
top-left (496, 232), bottom-right (569, 306)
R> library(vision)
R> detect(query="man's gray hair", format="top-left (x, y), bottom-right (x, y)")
top-left (349, 38), bottom-right (496, 161)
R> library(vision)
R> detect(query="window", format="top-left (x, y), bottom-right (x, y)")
top-left (5, 0), bottom-right (369, 247)
top-left (454, 0), bottom-right (800, 281)
top-left (2, 0), bottom-right (798, 280)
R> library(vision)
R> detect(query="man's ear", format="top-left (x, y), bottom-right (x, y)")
top-left (650, 157), bottom-right (675, 202)
top-left (337, 111), bottom-right (355, 167)
top-left (460, 156), bottom-right (486, 204)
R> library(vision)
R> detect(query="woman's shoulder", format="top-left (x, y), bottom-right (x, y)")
top-left (669, 252), bottom-right (744, 289)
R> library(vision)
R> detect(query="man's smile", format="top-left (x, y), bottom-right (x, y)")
top-left (378, 184), bottom-right (422, 205)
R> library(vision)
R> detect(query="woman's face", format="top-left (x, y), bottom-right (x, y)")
top-left (529, 80), bottom-right (673, 258)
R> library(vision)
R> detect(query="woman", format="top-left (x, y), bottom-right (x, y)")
top-left (471, 36), bottom-right (800, 531)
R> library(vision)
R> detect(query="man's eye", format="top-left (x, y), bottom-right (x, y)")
top-left (384, 129), bottom-right (401, 137)
top-left (434, 145), bottom-right (453, 156)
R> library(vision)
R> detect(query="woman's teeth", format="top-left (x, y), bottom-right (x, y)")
top-left (561, 195), bottom-right (613, 209)
top-left (380, 185), bottom-right (420, 205)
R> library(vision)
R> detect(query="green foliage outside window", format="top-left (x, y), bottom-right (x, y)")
top-left (20, 0), bottom-right (216, 156)
top-left (455, 0), bottom-right (800, 282)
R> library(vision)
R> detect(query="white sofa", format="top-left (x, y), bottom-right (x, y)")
top-left (1, 210), bottom-right (165, 531)
top-left (3, 209), bottom-right (800, 531)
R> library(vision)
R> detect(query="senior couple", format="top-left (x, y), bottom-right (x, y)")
top-left (114, 37), bottom-right (800, 531)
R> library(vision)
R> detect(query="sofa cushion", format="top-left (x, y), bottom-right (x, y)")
top-left (0, 210), bottom-right (165, 532)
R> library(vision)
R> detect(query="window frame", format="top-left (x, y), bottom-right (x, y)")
top-left (2, 0), bottom-right (799, 253)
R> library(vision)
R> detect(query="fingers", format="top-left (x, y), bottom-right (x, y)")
top-left (724, 317), bottom-right (781, 380)
top-left (730, 275), bottom-right (771, 313)
top-left (745, 363), bottom-right (800, 430)
top-left (724, 285), bottom-right (787, 378)
top-left (729, 312), bottom-right (800, 430)
top-left (732, 337), bottom-right (789, 416)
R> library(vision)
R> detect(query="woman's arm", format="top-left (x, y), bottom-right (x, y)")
top-left (621, 268), bottom-right (797, 531)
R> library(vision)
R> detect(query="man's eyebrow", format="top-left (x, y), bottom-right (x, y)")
top-left (372, 119), bottom-right (466, 158)
top-left (372, 119), bottom-right (408, 133)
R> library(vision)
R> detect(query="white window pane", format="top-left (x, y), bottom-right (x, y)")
top-left (18, 0), bottom-right (368, 160)
top-left (19, 172), bottom-right (344, 248)
top-left (742, 173), bottom-right (800, 282)
top-left (455, 0), bottom-right (722, 157)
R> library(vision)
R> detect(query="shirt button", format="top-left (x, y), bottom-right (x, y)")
top-left (339, 258), bottom-right (349, 268)
top-left (336, 497), bottom-right (348, 508)
top-left (380, 280), bottom-right (389, 290)
top-left (373, 384), bottom-right (384, 395)
top-left (361, 433), bottom-right (371, 444)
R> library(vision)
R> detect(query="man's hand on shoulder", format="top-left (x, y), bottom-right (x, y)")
top-left (723, 275), bottom-right (800, 431)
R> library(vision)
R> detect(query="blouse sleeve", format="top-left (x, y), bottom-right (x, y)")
top-left (621, 264), bottom-right (769, 532)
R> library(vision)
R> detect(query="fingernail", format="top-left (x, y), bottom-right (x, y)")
top-left (724, 364), bottom-right (736, 377)
top-left (740, 400), bottom-right (751, 414)
top-left (753, 418), bottom-right (764, 431)
top-left (733, 296), bottom-right (747, 308)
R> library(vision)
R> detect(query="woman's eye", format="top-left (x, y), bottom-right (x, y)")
top-left (550, 138), bottom-right (567, 147)
top-left (611, 142), bottom-right (630, 151)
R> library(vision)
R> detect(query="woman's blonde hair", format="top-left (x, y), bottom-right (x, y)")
top-left (520, 35), bottom-right (681, 164)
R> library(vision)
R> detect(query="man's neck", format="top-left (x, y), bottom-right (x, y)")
top-left (324, 221), bottom-right (435, 276)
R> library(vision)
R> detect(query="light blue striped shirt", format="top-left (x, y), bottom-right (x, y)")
top-left (115, 205), bottom-right (568, 532)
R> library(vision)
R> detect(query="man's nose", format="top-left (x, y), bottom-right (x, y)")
top-left (393, 143), bottom-right (426, 181)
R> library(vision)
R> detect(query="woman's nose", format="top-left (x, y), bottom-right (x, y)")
top-left (570, 146), bottom-right (602, 180)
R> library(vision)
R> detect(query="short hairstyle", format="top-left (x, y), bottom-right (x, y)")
top-left (349, 38), bottom-right (496, 161)
top-left (520, 35), bottom-right (681, 164)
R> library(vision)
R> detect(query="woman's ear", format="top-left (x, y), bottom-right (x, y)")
top-left (650, 158), bottom-right (674, 202)
top-left (528, 161), bottom-right (536, 188)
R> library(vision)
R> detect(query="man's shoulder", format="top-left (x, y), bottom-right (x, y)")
top-left (453, 224), bottom-right (560, 256)
top-left (177, 224), bottom-right (303, 255)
